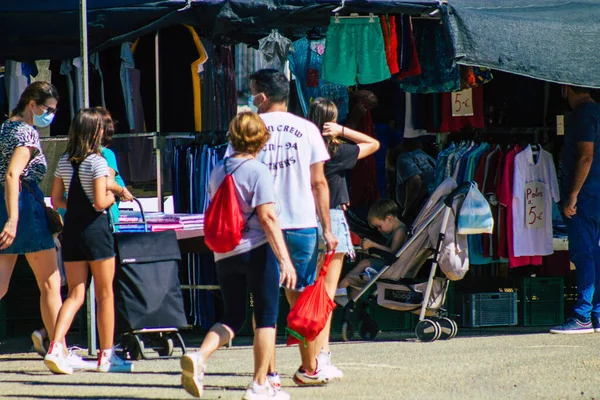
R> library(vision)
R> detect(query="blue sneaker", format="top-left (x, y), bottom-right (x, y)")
top-left (592, 316), bottom-right (600, 333)
top-left (549, 317), bottom-right (594, 334)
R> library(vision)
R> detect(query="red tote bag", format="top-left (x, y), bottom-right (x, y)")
top-left (286, 252), bottom-right (336, 346)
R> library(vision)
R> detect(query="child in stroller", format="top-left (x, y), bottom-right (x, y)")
top-left (336, 199), bottom-right (408, 305)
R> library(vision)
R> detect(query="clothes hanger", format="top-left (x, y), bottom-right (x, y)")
top-left (334, 12), bottom-right (376, 23)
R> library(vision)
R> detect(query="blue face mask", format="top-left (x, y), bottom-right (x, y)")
top-left (248, 95), bottom-right (258, 113)
top-left (33, 110), bottom-right (55, 128)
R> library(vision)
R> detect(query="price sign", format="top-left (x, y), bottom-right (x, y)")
top-left (524, 181), bottom-right (545, 229)
top-left (451, 88), bottom-right (474, 117)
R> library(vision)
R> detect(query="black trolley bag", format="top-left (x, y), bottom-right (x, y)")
top-left (113, 199), bottom-right (188, 360)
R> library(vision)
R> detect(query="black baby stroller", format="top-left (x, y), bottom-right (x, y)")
top-left (342, 178), bottom-right (473, 342)
top-left (112, 199), bottom-right (188, 359)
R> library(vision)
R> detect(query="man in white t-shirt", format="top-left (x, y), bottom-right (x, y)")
top-left (249, 69), bottom-right (338, 387)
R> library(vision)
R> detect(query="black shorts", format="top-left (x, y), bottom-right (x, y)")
top-left (62, 213), bottom-right (115, 262)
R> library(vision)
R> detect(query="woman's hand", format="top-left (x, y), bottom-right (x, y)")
top-left (119, 187), bottom-right (134, 202)
top-left (322, 122), bottom-right (343, 137)
top-left (279, 260), bottom-right (297, 289)
top-left (0, 219), bottom-right (17, 250)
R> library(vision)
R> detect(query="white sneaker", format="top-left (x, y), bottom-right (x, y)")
top-left (44, 341), bottom-right (73, 375)
top-left (97, 349), bottom-right (134, 373)
top-left (67, 347), bottom-right (97, 370)
top-left (31, 329), bottom-right (47, 357)
top-left (317, 351), bottom-right (344, 380)
top-left (242, 380), bottom-right (290, 400)
top-left (292, 359), bottom-right (330, 386)
top-left (267, 372), bottom-right (281, 391)
top-left (180, 351), bottom-right (205, 398)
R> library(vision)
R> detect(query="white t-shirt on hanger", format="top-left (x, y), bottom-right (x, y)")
top-left (512, 145), bottom-right (560, 257)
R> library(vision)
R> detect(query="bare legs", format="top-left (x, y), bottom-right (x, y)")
top-left (26, 249), bottom-right (63, 343)
top-left (0, 254), bottom-right (18, 300)
top-left (0, 250), bottom-right (62, 343)
top-left (53, 257), bottom-right (115, 350)
top-left (314, 253), bottom-right (345, 356)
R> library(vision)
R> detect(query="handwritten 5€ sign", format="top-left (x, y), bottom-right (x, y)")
top-left (452, 89), bottom-right (474, 117)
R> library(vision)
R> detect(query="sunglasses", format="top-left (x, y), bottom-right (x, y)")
top-left (36, 103), bottom-right (57, 115)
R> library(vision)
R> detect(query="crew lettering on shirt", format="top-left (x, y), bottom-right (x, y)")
top-left (267, 124), bottom-right (303, 138)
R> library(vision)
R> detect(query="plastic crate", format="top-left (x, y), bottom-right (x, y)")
top-left (519, 277), bottom-right (564, 326)
top-left (462, 292), bottom-right (518, 327)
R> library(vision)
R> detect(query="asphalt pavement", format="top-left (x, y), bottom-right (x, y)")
top-left (1, 327), bottom-right (600, 400)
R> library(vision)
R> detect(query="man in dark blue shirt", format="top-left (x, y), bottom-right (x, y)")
top-left (395, 137), bottom-right (436, 224)
top-left (551, 85), bottom-right (600, 334)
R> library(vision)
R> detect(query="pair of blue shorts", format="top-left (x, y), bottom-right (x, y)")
top-left (318, 208), bottom-right (355, 259)
top-left (266, 228), bottom-right (318, 291)
top-left (322, 17), bottom-right (391, 86)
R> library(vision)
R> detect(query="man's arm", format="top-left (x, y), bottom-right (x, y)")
top-left (310, 162), bottom-right (338, 252)
top-left (403, 174), bottom-right (422, 218)
top-left (564, 142), bottom-right (594, 218)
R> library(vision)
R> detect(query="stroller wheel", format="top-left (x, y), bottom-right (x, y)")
top-left (415, 319), bottom-right (441, 342)
top-left (359, 316), bottom-right (379, 341)
top-left (341, 321), bottom-right (354, 341)
top-left (437, 317), bottom-right (458, 340)
top-left (128, 336), bottom-right (145, 361)
top-left (157, 336), bottom-right (174, 357)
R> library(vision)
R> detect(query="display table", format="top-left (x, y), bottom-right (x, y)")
top-left (175, 229), bottom-right (208, 253)
top-left (553, 237), bottom-right (568, 252)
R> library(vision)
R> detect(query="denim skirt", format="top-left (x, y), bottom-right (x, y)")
top-left (0, 183), bottom-right (55, 254)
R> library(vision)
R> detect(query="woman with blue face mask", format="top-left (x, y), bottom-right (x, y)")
top-left (0, 81), bottom-right (64, 358)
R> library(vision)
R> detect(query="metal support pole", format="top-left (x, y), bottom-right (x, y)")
top-left (154, 31), bottom-right (163, 212)
top-left (80, 0), bottom-right (96, 356)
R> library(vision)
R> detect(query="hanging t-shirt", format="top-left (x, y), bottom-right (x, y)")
top-left (512, 145), bottom-right (560, 257)
top-left (254, 112), bottom-right (330, 229)
top-left (324, 143), bottom-right (360, 209)
top-left (498, 145), bottom-right (542, 267)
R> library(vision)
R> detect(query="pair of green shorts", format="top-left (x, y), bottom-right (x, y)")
top-left (322, 17), bottom-right (391, 86)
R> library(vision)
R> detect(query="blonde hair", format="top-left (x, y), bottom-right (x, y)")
top-left (66, 108), bottom-right (105, 162)
top-left (228, 112), bottom-right (271, 154)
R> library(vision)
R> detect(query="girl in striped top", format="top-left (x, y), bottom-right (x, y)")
top-left (45, 108), bottom-right (132, 374)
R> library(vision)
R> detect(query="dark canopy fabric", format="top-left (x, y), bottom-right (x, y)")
top-left (0, 0), bottom-right (439, 60)
top-left (2, 0), bottom-right (600, 89)
top-left (445, 0), bottom-right (600, 88)
top-left (0, 1), bottom-right (196, 61)
top-left (182, 0), bottom-right (439, 44)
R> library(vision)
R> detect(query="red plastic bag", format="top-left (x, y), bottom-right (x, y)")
top-left (204, 160), bottom-right (250, 253)
top-left (286, 252), bottom-right (336, 346)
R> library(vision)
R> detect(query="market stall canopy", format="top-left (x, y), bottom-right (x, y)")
top-left (0, 0), bottom-right (205, 61)
top-left (181, 0), bottom-right (441, 44)
top-left (0, 1), bottom-right (441, 61)
top-left (445, 0), bottom-right (600, 88)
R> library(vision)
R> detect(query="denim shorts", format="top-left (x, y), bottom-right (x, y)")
top-left (266, 227), bottom-right (318, 291)
top-left (0, 184), bottom-right (55, 254)
top-left (318, 208), bottom-right (355, 259)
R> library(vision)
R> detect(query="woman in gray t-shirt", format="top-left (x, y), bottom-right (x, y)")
top-left (180, 112), bottom-right (296, 399)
